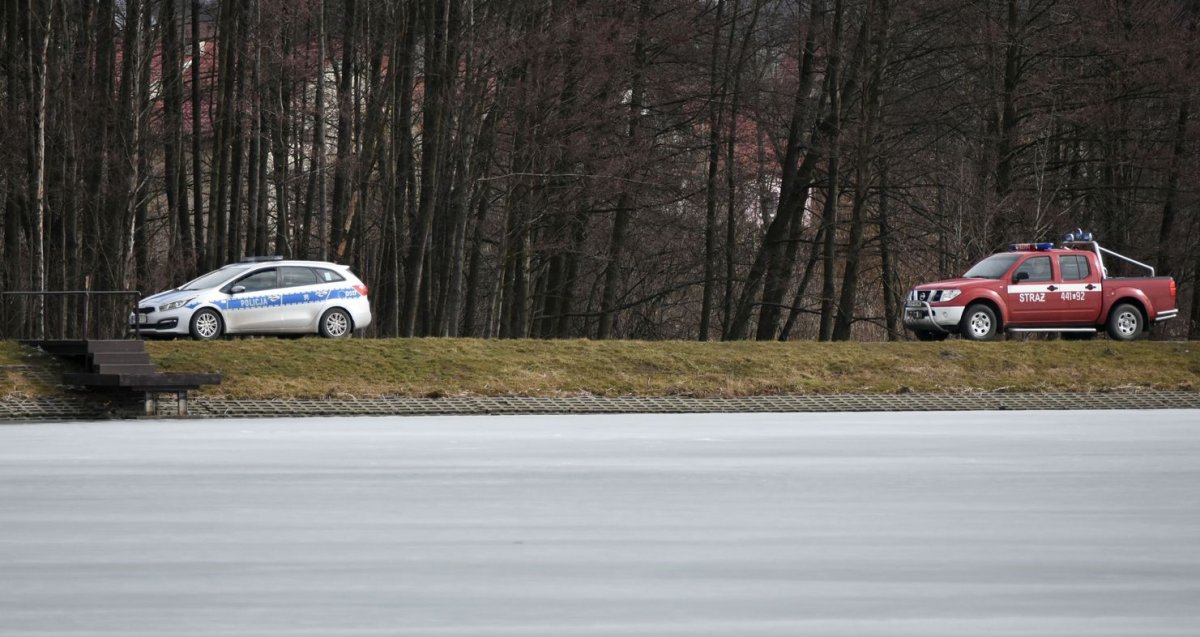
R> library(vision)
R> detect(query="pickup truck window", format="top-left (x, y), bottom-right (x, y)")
top-left (964, 253), bottom-right (1021, 279)
top-left (1014, 256), bottom-right (1052, 282)
top-left (1059, 255), bottom-right (1090, 281)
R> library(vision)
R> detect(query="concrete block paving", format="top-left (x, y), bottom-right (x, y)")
top-left (2, 390), bottom-right (1198, 422)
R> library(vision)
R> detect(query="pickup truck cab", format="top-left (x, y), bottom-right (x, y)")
top-left (904, 237), bottom-right (1178, 341)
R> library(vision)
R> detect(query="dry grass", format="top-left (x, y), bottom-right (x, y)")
top-left (2, 338), bottom-right (1195, 400)
top-left (126, 338), bottom-right (1200, 399)
top-left (0, 341), bottom-right (71, 397)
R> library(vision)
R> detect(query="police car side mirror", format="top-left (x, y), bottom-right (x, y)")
top-left (230, 285), bottom-right (246, 294)
top-left (1013, 271), bottom-right (1029, 283)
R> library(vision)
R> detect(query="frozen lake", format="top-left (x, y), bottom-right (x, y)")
top-left (2, 411), bottom-right (1198, 636)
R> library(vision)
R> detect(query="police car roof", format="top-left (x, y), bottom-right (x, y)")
top-left (227, 259), bottom-right (351, 269)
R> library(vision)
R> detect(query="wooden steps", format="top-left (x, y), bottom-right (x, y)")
top-left (28, 339), bottom-right (221, 416)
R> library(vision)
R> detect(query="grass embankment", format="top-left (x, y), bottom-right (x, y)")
top-left (0, 340), bottom-right (72, 397)
top-left (2, 338), bottom-right (1196, 400)
top-left (127, 339), bottom-right (1200, 399)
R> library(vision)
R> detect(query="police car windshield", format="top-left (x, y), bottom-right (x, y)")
top-left (180, 265), bottom-right (251, 291)
top-left (963, 253), bottom-right (1021, 279)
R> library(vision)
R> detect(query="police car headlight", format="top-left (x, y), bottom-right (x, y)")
top-left (159, 298), bottom-right (195, 312)
top-left (938, 289), bottom-right (961, 302)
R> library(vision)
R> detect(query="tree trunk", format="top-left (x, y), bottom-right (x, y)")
top-left (378, 0), bottom-right (417, 336)
top-left (461, 185), bottom-right (490, 337)
top-left (134, 0), bottom-right (153, 288)
top-left (699, 0), bottom-right (725, 341)
top-left (1156, 97), bottom-right (1189, 277)
top-left (402, 0), bottom-right (451, 336)
top-left (246, 0), bottom-right (264, 257)
top-left (314, 0), bottom-right (328, 260)
top-left (599, 0), bottom-right (647, 340)
top-left (269, 76), bottom-right (292, 257)
top-left (28, 0), bottom-right (50, 336)
top-left (733, 0), bottom-right (823, 340)
top-left (207, 0), bottom-right (238, 270)
top-left (817, 0), bottom-right (844, 342)
top-left (160, 0), bottom-right (191, 267)
top-left (990, 0), bottom-right (1021, 246)
top-left (720, 0), bottom-right (763, 337)
top-left (749, 155), bottom-right (816, 340)
top-left (1190, 245), bottom-right (1200, 340)
top-left (227, 13), bottom-right (247, 263)
top-left (778, 224), bottom-right (825, 341)
top-left (330, 0), bottom-right (356, 256)
top-left (190, 0), bottom-right (205, 270)
top-left (833, 0), bottom-right (891, 341)
top-left (877, 164), bottom-right (901, 340)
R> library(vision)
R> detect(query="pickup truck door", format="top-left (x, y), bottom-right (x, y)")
top-left (1004, 255), bottom-right (1057, 325)
top-left (1053, 254), bottom-right (1103, 324)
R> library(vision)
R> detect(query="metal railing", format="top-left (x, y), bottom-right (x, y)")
top-left (0, 291), bottom-right (142, 341)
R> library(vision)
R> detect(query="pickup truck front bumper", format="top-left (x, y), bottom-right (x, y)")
top-left (903, 302), bottom-right (964, 332)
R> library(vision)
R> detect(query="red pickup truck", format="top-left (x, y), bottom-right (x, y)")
top-left (904, 238), bottom-right (1178, 341)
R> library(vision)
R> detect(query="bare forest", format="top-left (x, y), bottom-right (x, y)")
top-left (1, 0), bottom-right (1198, 340)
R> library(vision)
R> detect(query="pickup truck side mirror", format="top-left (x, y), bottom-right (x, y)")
top-left (230, 285), bottom-right (246, 294)
top-left (1012, 271), bottom-right (1029, 283)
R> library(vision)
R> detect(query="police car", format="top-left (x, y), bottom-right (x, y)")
top-left (131, 257), bottom-right (372, 340)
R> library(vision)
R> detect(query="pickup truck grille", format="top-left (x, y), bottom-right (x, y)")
top-left (909, 290), bottom-right (948, 302)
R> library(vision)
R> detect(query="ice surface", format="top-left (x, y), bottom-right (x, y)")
top-left (1, 411), bottom-right (1198, 636)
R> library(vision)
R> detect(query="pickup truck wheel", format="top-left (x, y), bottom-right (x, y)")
top-left (960, 304), bottom-right (999, 341)
top-left (914, 330), bottom-right (948, 342)
top-left (1106, 303), bottom-right (1143, 341)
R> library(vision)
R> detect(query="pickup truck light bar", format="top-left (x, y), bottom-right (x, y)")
top-left (1008, 242), bottom-right (1055, 251)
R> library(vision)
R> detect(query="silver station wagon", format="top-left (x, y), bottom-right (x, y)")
top-left (131, 257), bottom-right (372, 340)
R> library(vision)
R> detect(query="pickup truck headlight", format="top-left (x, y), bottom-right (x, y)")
top-left (159, 298), bottom-right (195, 312)
top-left (938, 289), bottom-right (961, 302)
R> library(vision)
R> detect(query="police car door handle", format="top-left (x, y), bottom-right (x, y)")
top-left (1085, 284), bottom-right (1096, 290)
top-left (1047, 285), bottom-right (1058, 291)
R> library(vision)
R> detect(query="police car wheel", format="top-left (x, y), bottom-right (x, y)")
top-left (1106, 303), bottom-right (1143, 341)
top-left (959, 304), bottom-right (998, 341)
top-left (319, 308), bottom-right (352, 339)
top-left (190, 309), bottom-right (224, 341)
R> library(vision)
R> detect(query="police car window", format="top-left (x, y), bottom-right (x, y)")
top-left (1060, 255), bottom-right (1089, 281)
top-left (1015, 256), bottom-right (1051, 282)
top-left (281, 266), bottom-right (319, 287)
top-left (182, 265), bottom-right (251, 291)
top-left (316, 268), bottom-right (345, 283)
top-left (237, 269), bottom-right (278, 293)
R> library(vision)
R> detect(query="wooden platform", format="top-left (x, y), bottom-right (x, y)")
top-left (26, 340), bottom-right (221, 416)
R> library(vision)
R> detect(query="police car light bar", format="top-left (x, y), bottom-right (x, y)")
top-left (239, 255), bottom-right (285, 263)
top-left (1008, 242), bottom-right (1055, 252)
